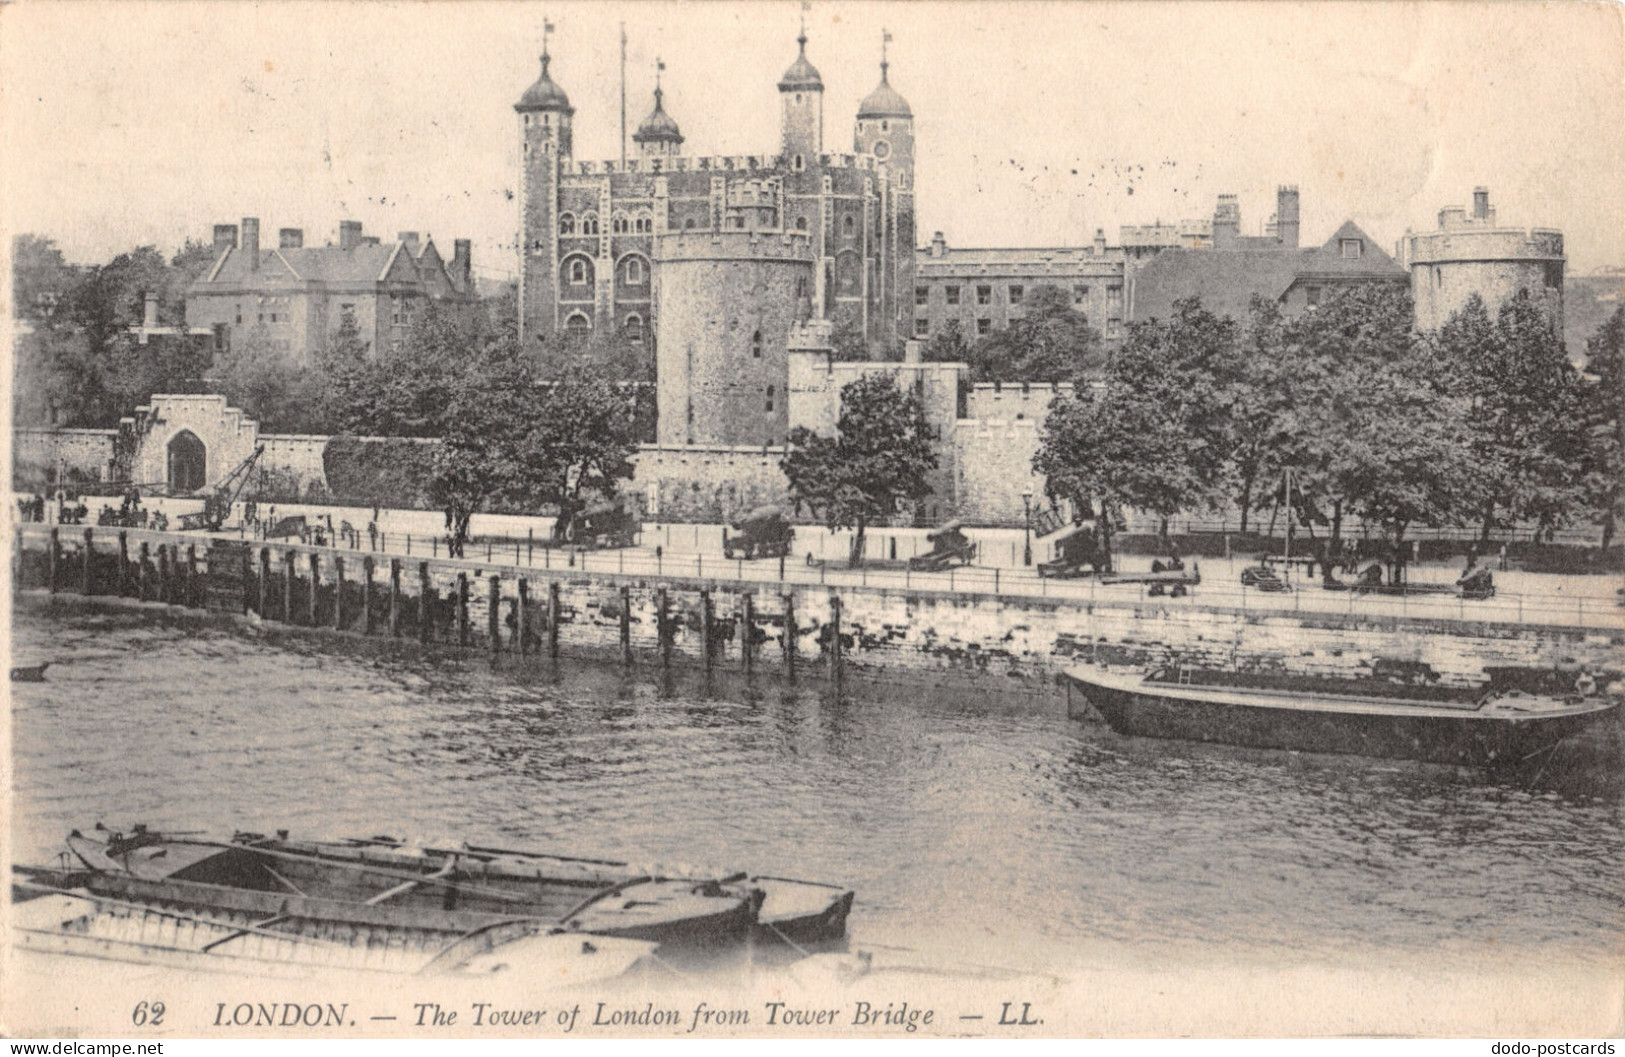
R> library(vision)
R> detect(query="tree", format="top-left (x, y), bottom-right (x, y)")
top-left (1210, 297), bottom-right (1293, 534)
top-left (1436, 291), bottom-right (1589, 545)
top-left (210, 330), bottom-right (332, 433)
top-left (11, 234), bottom-right (78, 327)
top-left (921, 318), bottom-right (971, 365)
top-left (428, 348), bottom-right (534, 556)
top-left (969, 283), bottom-right (1104, 383)
top-left (781, 372), bottom-right (938, 565)
top-left (513, 368), bottom-right (642, 542)
top-left (1580, 306), bottom-right (1625, 550)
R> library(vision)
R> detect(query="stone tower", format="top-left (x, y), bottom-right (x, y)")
top-left (778, 30), bottom-right (824, 167)
top-left (633, 67), bottom-right (684, 160)
top-left (1400, 187), bottom-right (1566, 335)
top-left (515, 47), bottom-right (574, 349)
top-left (854, 38), bottom-right (915, 351)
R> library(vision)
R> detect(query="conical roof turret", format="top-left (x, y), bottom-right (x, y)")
top-left (515, 52), bottom-right (573, 113)
top-left (634, 85), bottom-right (684, 145)
top-left (778, 31), bottom-right (823, 91)
top-left (857, 57), bottom-right (911, 119)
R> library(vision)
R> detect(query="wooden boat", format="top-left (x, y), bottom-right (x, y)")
top-left (1062, 664), bottom-right (1620, 766)
top-left (340, 835), bottom-right (856, 946)
top-left (10, 663), bottom-right (50, 682)
top-left (10, 881), bottom-right (656, 980)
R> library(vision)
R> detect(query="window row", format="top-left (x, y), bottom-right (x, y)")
top-left (558, 211), bottom-right (656, 236)
top-left (563, 312), bottom-right (646, 343)
top-left (913, 316), bottom-right (1123, 339)
top-left (563, 254), bottom-right (649, 287)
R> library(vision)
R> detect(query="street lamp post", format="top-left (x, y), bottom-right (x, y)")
top-left (1022, 489), bottom-right (1033, 566)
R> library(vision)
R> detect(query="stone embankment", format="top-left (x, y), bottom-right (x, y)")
top-left (14, 525), bottom-right (1622, 695)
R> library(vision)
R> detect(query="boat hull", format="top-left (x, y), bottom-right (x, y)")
top-left (1065, 669), bottom-right (1615, 766)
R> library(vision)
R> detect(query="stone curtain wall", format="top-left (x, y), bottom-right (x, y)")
top-left (632, 444), bottom-right (792, 523)
top-left (19, 526), bottom-right (1622, 694)
top-left (13, 428), bottom-right (118, 486)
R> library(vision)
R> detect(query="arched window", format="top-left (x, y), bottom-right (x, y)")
top-left (683, 217), bottom-right (697, 230)
top-left (765, 386), bottom-right (775, 412)
top-left (558, 213), bottom-right (575, 236)
top-left (881, 120), bottom-right (889, 133)
top-left (750, 329), bottom-right (763, 358)
top-left (562, 255), bottom-right (594, 291)
top-left (565, 312), bottom-right (592, 337)
top-left (634, 212), bottom-right (653, 234)
top-left (624, 314), bottom-right (644, 343)
top-left (581, 212), bottom-right (600, 235)
top-left (795, 215), bottom-right (808, 231)
top-left (842, 215), bottom-right (855, 239)
top-left (621, 255), bottom-right (647, 285)
top-left (612, 212), bottom-right (631, 235)
top-left (793, 154), bottom-right (805, 172)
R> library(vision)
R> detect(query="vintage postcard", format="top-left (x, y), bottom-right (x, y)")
top-left (3, 0), bottom-right (1622, 1042)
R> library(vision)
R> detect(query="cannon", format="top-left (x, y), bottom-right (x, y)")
top-left (1037, 522), bottom-right (1111, 579)
top-left (723, 506), bottom-right (795, 560)
top-left (907, 520), bottom-right (977, 572)
top-left (565, 500), bottom-right (641, 550)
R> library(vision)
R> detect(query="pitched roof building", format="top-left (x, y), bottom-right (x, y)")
top-left (185, 217), bottom-right (474, 363)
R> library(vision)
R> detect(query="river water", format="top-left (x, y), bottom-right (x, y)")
top-left (10, 603), bottom-right (1622, 975)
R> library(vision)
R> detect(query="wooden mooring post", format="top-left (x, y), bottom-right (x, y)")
top-left (782, 593), bottom-right (797, 682)
top-left (362, 557), bottom-right (375, 634)
top-left (137, 541), bottom-right (149, 601)
top-left (488, 575), bottom-right (501, 655)
top-left (619, 585), bottom-right (632, 665)
top-left (389, 559), bottom-right (402, 637)
top-left (700, 589), bottom-right (715, 672)
top-left (741, 594), bottom-right (755, 675)
top-left (457, 573), bottom-right (470, 648)
top-left (81, 528), bottom-right (94, 596)
top-left (157, 544), bottom-right (170, 605)
top-left (258, 548), bottom-right (271, 617)
top-left (307, 552), bottom-right (320, 627)
top-left (548, 580), bottom-right (561, 660)
top-left (186, 544), bottom-right (198, 608)
top-left (116, 531), bottom-right (129, 596)
top-left (517, 579), bottom-right (530, 655)
top-left (417, 562), bottom-right (431, 643)
top-left (48, 527), bottom-right (60, 594)
top-left (284, 550), bottom-right (297, 623)
top-left (333, 557), bottom-right (347, 630)
top-left (828, 593), bottom-right (844, 687)
top-left (658, 588), bottom-right (672, 668)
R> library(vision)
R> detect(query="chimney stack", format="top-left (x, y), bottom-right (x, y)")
top-left (1473, 186), bottom-right (1490, 220)
top-left (930, 231), bottom-right (947, 258)
top-left (1093, 227), bottom-right (1107, 256)
top-left (451, 239), bottom-right (473, 292)
top-left (143, 292), bottom-right (159, 329)
top-left (213, 224), bottom-right (239, 254)
top-left (1275, 185), bottom-right (1300, 248)
top-left (1212, 195), bottom-right (1240, 249)
top-left (397, 231), bottom-right (421, 255)
top-left (279, 227), bottom-right (304, 249)
top-left (339, 220), bottom-right (363, 251)
top-left (241, 217), bottom-right (260, 271)
top-left (903, 339), bottom-right (923, 364)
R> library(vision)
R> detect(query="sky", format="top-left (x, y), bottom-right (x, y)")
top-left (2, 0), bottom-right (1622, 279)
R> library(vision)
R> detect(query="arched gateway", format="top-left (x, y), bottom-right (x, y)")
top-left (167, 430), bottom-right (207, 493)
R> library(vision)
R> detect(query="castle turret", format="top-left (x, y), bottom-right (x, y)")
top-left (778, 29), bottom-right (824, 166)
top-left (515, 43), bottom-right (574, 348)
top-left (1401, 187), bottom-right (1565, 335)
top-left (854, 35), bottom-right (915, 351)
top-left (633, 69), bottom-right (684, 159)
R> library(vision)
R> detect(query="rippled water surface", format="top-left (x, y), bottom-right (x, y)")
top-left (10, 604), bottom-right (1622, 971)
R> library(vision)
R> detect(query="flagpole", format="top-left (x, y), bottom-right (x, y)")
top-left (619, 22), bottom-right (628, 167)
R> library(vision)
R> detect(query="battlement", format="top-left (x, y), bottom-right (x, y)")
top-left (654, 229), bottom-right (816, 261)
top-left (966, 381), bottom-right (1074, 422)
top-left (571, 151), bottom-right (882, 177)
top-left (1402, 228), bottom-right (1566, 265)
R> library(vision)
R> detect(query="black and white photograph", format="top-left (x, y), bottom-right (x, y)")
top-left (3, 0), bottom-right (1622, 1041)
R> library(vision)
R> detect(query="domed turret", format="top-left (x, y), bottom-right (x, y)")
top-left (633, 82), bottom-right (684, 157)
top-left (777, 32), bottom-right (823, 92)
top-left (515, 52), bottom-right (573, 114)
top-left (857, 59), bottom-right (911, 120)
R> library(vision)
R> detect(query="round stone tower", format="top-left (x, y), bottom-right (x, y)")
top-left (653, 230), bottom-right (816, 447)
top-left (515, 46), bottom-right (575, 349)
top-left (1401, 187), bottom-right (1566, 334)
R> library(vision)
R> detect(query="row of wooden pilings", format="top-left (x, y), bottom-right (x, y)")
top-left (36, 526), bottom-right (847, 685)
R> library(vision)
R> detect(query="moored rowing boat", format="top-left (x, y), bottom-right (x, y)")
top-left (1062, 664), bottom-right (1620, 766)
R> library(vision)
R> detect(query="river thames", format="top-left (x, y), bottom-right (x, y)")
top-left (10, 601), bottom-right (1622, 977)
